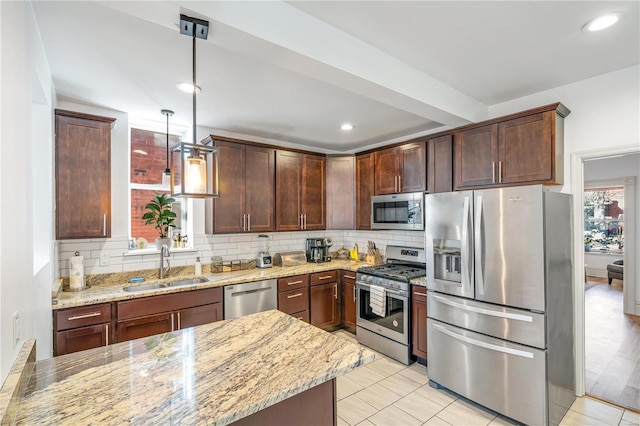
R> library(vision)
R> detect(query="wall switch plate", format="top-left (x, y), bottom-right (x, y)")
top-left (12, 311), bottom-right (20, 348)
top-left (100, 253), bottom-right (110, 266)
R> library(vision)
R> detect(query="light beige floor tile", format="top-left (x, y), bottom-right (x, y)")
top-left (338, 394), bottom-right (379, 426)
top-left (345, 364), bottom-right (387, 388)
top-left (378, 372), bottom-right (423, 396)
top-left (393, 390), bottom-right (446, 422)
top-left (355, 383), bottom-right (403, 410)
top-left (366, 357), bottom-right (407, 378)
top-left (338, 374), bottom-right (365, 400)
top-left (414, 384), bottom-right (457, 407)
top-left (422, 416), bottom-right (453, 425)
top-left (488, 415), bottom-right (519, 425)
top-left (559, 409), bottom-right (609, 425)
top-left (570, 397), bottom-right (624, 425)
top-left (356, 420), bottom-right (376, 426)
top-left (622, 409), bottom-right (640, 424)
top-left (436, 399), bottom-right (496, 426)
top-left (368, 404), bottom-right (423, 426)
top-left (397, 363), bottom-right (429, 385)
top-left (338, 415), bottom-right (351, 426)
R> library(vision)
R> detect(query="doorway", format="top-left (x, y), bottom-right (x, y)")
top-left (581, 154), bottom-right (639, 411)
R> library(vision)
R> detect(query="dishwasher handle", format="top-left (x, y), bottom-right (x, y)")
top-left (228, 287), bottom-right (272, 297)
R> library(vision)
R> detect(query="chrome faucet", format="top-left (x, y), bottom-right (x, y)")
top-left (160, 244), bottom-right (170, 279)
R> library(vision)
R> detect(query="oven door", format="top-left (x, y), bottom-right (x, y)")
top-left (356, 282), bottom-right (409, 344)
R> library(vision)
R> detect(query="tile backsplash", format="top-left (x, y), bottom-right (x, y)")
top-left (57, 230), bottom-right (425, 278)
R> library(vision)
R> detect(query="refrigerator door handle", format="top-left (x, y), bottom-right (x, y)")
top-left (433, 322), bottom-right (534, 359)
top-left (431, 294), bottom-right (533, 322)
top-left (461, 196), bottom-right (473, 295)
top-left (474, 195), bottom-right (485, 296)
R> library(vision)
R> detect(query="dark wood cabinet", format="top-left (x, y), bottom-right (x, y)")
top-left (454, 103), bottom-right (569, 190)
top-left (326, 156), bottom-right (355, 229)
top-left (55, 109), bottom-right (115, 239)
top-left (213, 141), bottom-right (275, 233)
top-left (277, 274), bottom-right (310, 322)
top-left (374, 142), bottom-right (426, 194)
top-left (117, 287), bottom-right (223, 342)
top-left (275, 151), bottom-right (325, 231)
top-left (310, 271), bottom-right (340, 331)
top-left (341, 271), bottom-right (357, 331)
top-left (411, 285), bottom-right (428, 360)
top-left (355, 153), bottom-right (375, 230)
top-left (54, 303), bottom-right (113, 356)
top-left (427, 134), bottom-right (453, 193)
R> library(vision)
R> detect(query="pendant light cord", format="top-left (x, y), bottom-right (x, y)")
top-left (192, 32), bottom-right (197, 146)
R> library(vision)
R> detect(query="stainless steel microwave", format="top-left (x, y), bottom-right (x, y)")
top-left (371, 192), bottom-right (424, 230)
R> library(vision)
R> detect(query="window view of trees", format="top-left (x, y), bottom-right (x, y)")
top-left (584, 187), bottom-right (624, 253)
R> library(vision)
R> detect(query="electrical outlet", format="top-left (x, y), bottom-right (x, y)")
top-left (13, 311), bottom-right (20, 348)
top-left (100, 253), bottom-right (110, 266)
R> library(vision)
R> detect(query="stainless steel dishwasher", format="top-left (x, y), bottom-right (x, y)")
top-left (224, 279), bottom-right (278, 319)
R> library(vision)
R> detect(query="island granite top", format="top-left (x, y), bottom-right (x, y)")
top-left (15, 310), bottom-right (375, 425)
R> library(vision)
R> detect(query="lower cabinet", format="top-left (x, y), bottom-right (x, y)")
top-left (54, 303), bottom-right (113, 356)
top-left (310, 271), bottom-right (341, 331)
top-left (117, 287), bottom-right (223, 343)
top-left (277, 274), bottom-right (310, 323)
top-left (411, 285), bottom-right (428, 360)
top-left (341, 271), bottom-right (357, 331)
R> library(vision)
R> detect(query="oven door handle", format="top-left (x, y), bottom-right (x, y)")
top-left (356, 283), bottom-right (406, 298)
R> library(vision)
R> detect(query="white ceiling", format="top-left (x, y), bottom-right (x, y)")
top-left (32, 1), bottom-right (639, 153)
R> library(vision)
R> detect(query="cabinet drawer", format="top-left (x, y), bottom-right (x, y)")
top-left (342, 271), bottom-right (356, 284)
top-left (55, 303), bottom-right (112, 331)
top-left (310, 271), bottom-right (337, 286)
top-left (55, 323), bottom-right (110, 356)
top-left (117, 287), bottom-right (222, 321)
top-left (278, 287), bottom-right (309, 314)
top-left (277, 274), bottom-right (309, 291)
top-left (411, 285), bottom-right (427, 303)
top-left (289, 310), bottom-right (310, 323)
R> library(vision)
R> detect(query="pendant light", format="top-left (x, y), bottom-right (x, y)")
top-left (170, 14), bottom-right (220, 198)
top-left (161, 109), bottom-right (174, 188)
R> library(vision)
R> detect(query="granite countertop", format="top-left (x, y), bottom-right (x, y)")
top-left (53, 260), bottom-right (367, 310)
top-left (410, 276), bottom-right (427, 287)
top-left (14, 310), bottom-right (375, 425)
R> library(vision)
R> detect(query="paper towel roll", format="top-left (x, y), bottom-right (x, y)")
top-left (69, 255), bottom-right (84, 290)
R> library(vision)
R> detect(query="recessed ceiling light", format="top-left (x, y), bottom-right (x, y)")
top-left (583, 13), bottom-right (622, 32)
top-left (340, 123), bottom-right (354, 131)
top-left (176, 82), bottom-right (202, 93)
top-left (133, 149), bottom-right (148, 155)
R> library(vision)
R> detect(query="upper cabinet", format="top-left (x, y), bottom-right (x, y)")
top-left (212, 140), bottom-right (275, 233)
top-left (276, 150), bottom-right (326, 231)
top-left (55, 109), bottom-right (115, 240)
top-left (427, 135), bottom-right (453, 194)
top-left (326, 156), bottom-right (355, 229)
top-left (454, 103), bottom-right (569, 190)
top-left (374, 142), bottom-right (426, 194)
top-left (355, 153), bottom-right (375, 230)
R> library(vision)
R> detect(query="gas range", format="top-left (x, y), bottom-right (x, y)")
top-left (356, 246), bottom-right (426, 292)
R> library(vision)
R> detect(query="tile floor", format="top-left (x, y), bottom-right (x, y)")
top-left (332, 330), bottom-right (640, 426)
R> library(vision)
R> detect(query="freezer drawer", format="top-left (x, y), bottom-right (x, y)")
top-left (428, 319), bottom-right (547, 426)
top-left (428, 292), bottom-right (546, 349)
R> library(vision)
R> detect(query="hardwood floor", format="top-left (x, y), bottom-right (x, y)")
top-left (585, 276), bottom-right (640, 412)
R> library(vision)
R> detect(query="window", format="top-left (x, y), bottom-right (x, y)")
top-left (584, 186), bottom-right (624, 253)
top-left (129, 121), bottom-right (190, 249)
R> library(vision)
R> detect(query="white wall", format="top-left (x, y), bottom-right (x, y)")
top-left (0, 1), bottom-right (55, 383)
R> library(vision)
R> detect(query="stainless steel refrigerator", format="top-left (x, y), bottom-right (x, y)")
top-left (425, 185), bottom-right (575, 426)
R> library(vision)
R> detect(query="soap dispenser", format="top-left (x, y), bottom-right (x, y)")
top-left (195, 257), bottom-right (202, 275)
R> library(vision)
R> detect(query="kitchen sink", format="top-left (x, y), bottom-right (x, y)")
top-left (123, 277), bottom-right (209, 292)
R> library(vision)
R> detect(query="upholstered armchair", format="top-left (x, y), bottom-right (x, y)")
top-left (607, 259), bottom-right (624, 285)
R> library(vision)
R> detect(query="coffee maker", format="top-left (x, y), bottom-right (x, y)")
top-left (306, 238), bottom-right (332, 263)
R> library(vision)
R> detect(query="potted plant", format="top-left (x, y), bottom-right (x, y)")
top-left (142, 193), bottom-right (177, 249)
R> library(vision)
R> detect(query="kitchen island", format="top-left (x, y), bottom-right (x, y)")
top-left (7, 310), bottom-right (375, 425)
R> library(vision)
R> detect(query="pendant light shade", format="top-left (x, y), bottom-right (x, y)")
top-left (170, 14), bottom-right (220, 198)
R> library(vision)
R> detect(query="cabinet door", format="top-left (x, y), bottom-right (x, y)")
top-left (356, 153), bottom-right (375, 230)
top-left (55, 323), bottom-right (110, 356)
top-left (245, 145), bottom-right (275, 232)
top-left (399, 143), bottom-right (426, 192)
top-left (276, 150), bottom-right (303, 231)
top-left (117, 312), bottom-right (174, 342)
top-left (411, 286), bottom-right (428, 359)
top-left (55, 112), bottom-right (114, 239)
top-left (342, 272), bottom-right (357, 330)
top-left (454, 124), bottom-right (498, 190)
top-left (427, 135), bottom-right (453, 194)
top-left (302, 154), bottom-right (326, 230)
top-left (374, 147), bottom-right (400, 194)
top-left (178, 303), bottom-right (222, 329)
top-left (214, 141), bottom-right (246, 233)
top-left (278, 287), bottom-right (310, 314)
top-left (498, 112), bottom-right (554, 184)
top-left (310, 282), bottom-right (340, 330)
top-left (326, 156), bottom-right (355, 229)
